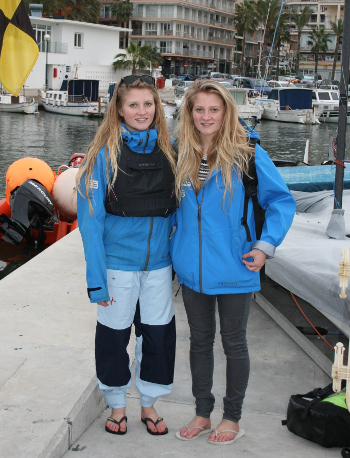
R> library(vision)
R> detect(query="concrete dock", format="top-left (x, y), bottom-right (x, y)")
top-left (0, 229), bottom-right (343, 457)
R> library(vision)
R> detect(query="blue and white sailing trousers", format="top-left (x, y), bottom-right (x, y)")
top-left (95, 265), bottom-right (176, 408)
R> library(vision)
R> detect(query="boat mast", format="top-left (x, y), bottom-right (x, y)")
top-left (334, 0), bottom-right (350, 210)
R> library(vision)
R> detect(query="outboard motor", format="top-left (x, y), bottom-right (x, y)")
top-left (0, 179), bottom-right (54, 245)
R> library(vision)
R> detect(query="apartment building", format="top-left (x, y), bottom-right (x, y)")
top-left (100, 0), bottom-right (244, 77)
top-left (285, 0), bottom-right (345, 78)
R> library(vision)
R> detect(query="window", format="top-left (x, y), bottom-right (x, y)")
top-left (144, 40), bottom-right (157, 47)
top-left (146, 5), bottom-right (158, 18)
top-left (32, 23), bottom-right (51, 51)
top-left (100, 5), bottom-right (111, 18)
top-left (133, 5), bottom-right (143, 17)
top-left (160, 41), bottom-right (172, 53)
top-left (66, 66), bottom-right (71, 73)
top-left (74, 33), bottom-right (83, 48)
top-left (162, 23), bottom-right (172, 34)
top-left (161, 5), bottom-right (173, 17)
top-left (145, 23), bottom-right (158, 35)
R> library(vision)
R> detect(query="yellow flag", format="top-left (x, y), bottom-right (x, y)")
top-left (0, 0), bottom-right (39, 96)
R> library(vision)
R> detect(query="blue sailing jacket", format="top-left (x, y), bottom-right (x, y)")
top-left (170, 144), bottom-right (296, 295)
top-left (78, 126), bottom-right (173, 303)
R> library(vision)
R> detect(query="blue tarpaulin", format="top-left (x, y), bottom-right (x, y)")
top-left (268, 88), bottom-right (313, 110)
top-left (59, 79), bottom-right (100, 101)
top-left (278, 163), bottom-right (350, 191)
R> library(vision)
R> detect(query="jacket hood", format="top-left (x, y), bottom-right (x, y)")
top-left (121, 124), bottom-right (158, 154)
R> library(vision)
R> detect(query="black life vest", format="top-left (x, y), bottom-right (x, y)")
top-left (105, 141), bottom-right (176, 217)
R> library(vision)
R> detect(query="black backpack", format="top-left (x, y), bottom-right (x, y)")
top-left (241, 154), bottom-right (266, 242)
top-left (282, 383), bottom-right (350, 448)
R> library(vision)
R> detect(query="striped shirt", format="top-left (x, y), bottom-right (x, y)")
top-left (199, 154), bottom-right (210, 184)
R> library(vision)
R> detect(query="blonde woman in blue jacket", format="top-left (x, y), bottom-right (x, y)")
top-left (171, 79), bottom-right (296, 445)
top-left (76, 76), bottom-right (177, 436)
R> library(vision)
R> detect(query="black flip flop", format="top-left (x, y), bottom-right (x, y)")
top-left (141, 417), bottom-right (168, 435)
top-left (105, 416), bottom-right (127, 435)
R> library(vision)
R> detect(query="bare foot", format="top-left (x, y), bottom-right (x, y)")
top-left (209, 419), bottom-right (239, 443)
top-left (141, 405), bottom-right (167, 434)
top-left (178, 416), bottom-right (211, 439)
top-left (105, 407), bottom-right (127, 434)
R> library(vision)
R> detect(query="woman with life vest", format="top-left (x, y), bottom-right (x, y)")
top-left (76, 75), bottom-right (177, 436)
top-left (171, 79), bottom-right (296, 445)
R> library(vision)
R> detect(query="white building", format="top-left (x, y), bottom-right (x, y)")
top-left (26, 15), bottom-right (131, 92)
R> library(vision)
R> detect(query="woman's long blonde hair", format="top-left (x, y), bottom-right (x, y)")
top-left (175, 79), bottom-right (254, 204)
top-left (76, 78), bottom-right (176, 213)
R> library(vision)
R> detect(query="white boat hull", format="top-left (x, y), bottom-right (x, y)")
top-left (318, 109), bottom-right (350, 124)
top-left (0, 97), bottom-right (38, 114)
top-left (238, 104), bottom-right (264, 121)
top-left (162, 103), bottom-right (177, 118)
top-left (40, 98), bottom-right (105, 117)
top-left (261, 103), bottom-right (321, 124)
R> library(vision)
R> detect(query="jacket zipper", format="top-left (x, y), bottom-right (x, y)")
top-left (196, 188), bottom-right (206, 293)
top-left (143, 216), bottom-right (153, 270)
top-left (142, 130), bottom-right (152, 270)
top-left (143, 131), bottom-right (150, 154)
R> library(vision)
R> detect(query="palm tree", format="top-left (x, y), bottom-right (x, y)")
top-left (234, 0), bottom-right (258, 76)
top-left (290, 6), bottom-right (313, 76)
top-left (113, 40), bottom-right (154, 75)
top-left (307, 26), bottom-right (331, 78)
top-left (330, 18), bottom-right (343, 81)
top-left (24, 0), bottom-right (60, 16)
top-left (25, 0), bottom-right (101, 22)
top-left (63, 0), bottom-right (101, 22)
top-left (143, 45), bottom-right (164, 72)
top-left (111, 0), bottom-right (134, 27)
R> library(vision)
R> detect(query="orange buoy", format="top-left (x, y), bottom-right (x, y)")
top-left (6, 158), bottom-right (55, 204)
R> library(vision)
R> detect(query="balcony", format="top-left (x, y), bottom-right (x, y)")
top-left (38, 42), bottom-right (67, 53)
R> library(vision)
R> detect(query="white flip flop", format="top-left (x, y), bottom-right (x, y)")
top-left (175, 425), bottom-right (213, 441)
top-left (208, 428), bottom-right (245, 445)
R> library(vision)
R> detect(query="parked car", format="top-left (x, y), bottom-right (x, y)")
top-left (177, 73), bottom-right (197, 81)
top-left (218, 81), bottom-right (232, 88)
top-left (232, 77), bottom-right (272, 96)
top-left (198, 72), bottom-right (211, 79)
top-left (174, 80), bottom-right (194, 97)
top-left (268, 80), bottom-right (295, 88)
top-left (316, 79), bottom-right (339, 90)
top-left (281, 76), bottom-right (301, 84)
top-left (210, 72), bottom-right (233, 85)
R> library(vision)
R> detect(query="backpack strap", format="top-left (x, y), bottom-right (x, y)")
top-left (241, 153), bottom-right (265, 242)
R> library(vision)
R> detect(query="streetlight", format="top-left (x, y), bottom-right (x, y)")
top-left (44, 33), bottom-right (51, 90)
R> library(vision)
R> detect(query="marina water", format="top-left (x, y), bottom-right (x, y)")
top-left (0, 110), bottom-right (349, 278)
top-left (1, 112), bottom-right (349, 197)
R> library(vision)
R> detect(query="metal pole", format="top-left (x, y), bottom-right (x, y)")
top-left (45, 41), bottom-right (48, 89)
top-left (334, 0), bottom-right (350, 210)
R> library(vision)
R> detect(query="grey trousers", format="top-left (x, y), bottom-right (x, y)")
top-left (182, 285), bottom-right (252, 423)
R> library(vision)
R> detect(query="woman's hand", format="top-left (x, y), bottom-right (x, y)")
top-left (242, 249), bottom-right (267, 272)
top-left (98, 301), bottom-right (110, 307)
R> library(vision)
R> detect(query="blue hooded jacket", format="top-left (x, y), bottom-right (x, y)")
top-left (78, 126), bottom-right (173, 303)
top-left (170, 144), bottom-right (296, 295)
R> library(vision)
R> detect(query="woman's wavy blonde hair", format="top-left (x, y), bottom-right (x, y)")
top-left (76, 78), bottom-right (176, 213)
top-left (175, 79), bottom-right (254, 205)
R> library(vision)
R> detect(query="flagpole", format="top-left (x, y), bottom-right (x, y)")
top-left (334, 0), bottom-right (350, 210)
